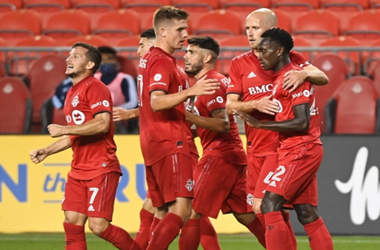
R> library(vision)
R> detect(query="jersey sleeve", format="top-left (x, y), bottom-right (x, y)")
top-left (86, 81), bottom-right (113, 116)
top-left (227, 59), bottom-right (243, 95)
top-left (148, 57), bottom-right (172, 93)
top-left (290, 51), bottom-right (311, 68)
top-left (289, 81), bottom-right (313, 106)
top-left (201, 87), bottom-right (226, 115)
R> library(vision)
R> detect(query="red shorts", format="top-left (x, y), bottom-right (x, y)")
top-left (246, 153), bottom-right (278, 204)
top-left (146, 153), bottom-right (193, 208)
top-left (192, 156), bottom-right (249, 219)
top-left (266, 143), bottom-right (323, 206)
top-left (145, 153), bottom-right (197, 201)
top-left (62, 171), bottom-right (120, 221)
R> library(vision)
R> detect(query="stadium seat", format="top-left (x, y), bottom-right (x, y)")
top-left (64, 35), bottom-right (109, 47)
top-left (313, 53), bottom-right (350, 133)
top-left (8, 35), bottom-right (58, 76)
top-left (273, 9), bottom-right (292, 33)
top-left (93, 9), bottom-right (141, 46)
top-left (293, 35), bottom-right (312, 61)
top-left (220, 0), bottom-right (270, 26)
top-left (344, 10), bottom-right (380, 45)
top-left (72, 0), bottom-right (120, 30)
top-left (321, 0), bottom-right (365, 34)
top-left (23, 0), bottom-right (70, 22)
top-left (292, 9), bottom-right (340, 46)
top-left (370, 0), bottom-right (380, 8)
top-left (172, 0), bottom-right (220, 12)
top-left (42, 9), bottom-right (91, 45)
top-left (191, 10), bottom-right (242, 41)
top-left (0, 59), bottom-right (7, 77)
top-left (118, 55), bottom-right (138, 78)
top-left (122, 0), bottom-right (170, 31)
top-left (325, 76), bottom-right (380, 134)
top-left (41, 98), bottom-right (67, 132)
top-left (363, 39), bottom-right (380, 76)
top-left (72, 0), bottom-right (119, 11)
top-left (0, 9), bottom-right (42, 45)
top-left (271, 0), bottom-right (320, 23)
top-left (25, 55), bottom-right (67, 132)
top-left (319, 36), bottom-right (362, 74)
top-left (0, 77), bottom-right (32, 133)
top-left (369, 61), bottom-right (380, 95)
top-left (118, 36), bottom-right (141, 47)
top-left (217, 35), bottom-right (250, 75)
top-left (0, 0), bottom-right (22, 11)
top-left (16, 35), bottom-right (57, 46)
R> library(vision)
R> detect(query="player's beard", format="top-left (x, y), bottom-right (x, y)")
top-left (66, 68), bottom-right (85, 79)
top-left (185, 61), bottom-right (203, 76)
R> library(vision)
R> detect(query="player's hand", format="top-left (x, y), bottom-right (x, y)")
top-left (47, 124), bottom-right (65, 138)
top-left (255, 95), bottom-right (279, 115)
top-left (233, 110), bottom-right (260, 128)
top-left (113, 107), bottom-right (132, 121)
top-left (190, 75), bottom-right (220, 96)
top-left (29, 148), bottom-right (48, 164)
top-left (185, 110), bottom-right (197, 121)
top-left (283, 70), bottom-right (308, 93)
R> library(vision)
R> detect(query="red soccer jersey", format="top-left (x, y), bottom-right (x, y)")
top-left (272, 63), bottom-right (322, 149)
top-left (64, 76), bottom-right (121, 180)
top-left (227, 50), bottom-right (309, 156)
top-left (138, 47), bottom-right (190, 165)
top-left (194, 69), bottom-right (246, 165)
top-left (178, 65), bottom-right (199, 158)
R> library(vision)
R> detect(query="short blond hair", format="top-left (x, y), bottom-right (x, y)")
top-left (153, 6), bottom-right (189, 30)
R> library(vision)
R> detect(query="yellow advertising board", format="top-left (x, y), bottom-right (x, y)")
top-left (0, 135), bottom-right (248, 234)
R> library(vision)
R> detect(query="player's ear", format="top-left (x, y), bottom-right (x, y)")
top-left (204, 53), bottom-right (212, 63)
top-left (86, 61), bottom-right (95, 71)
top-left (277, 46), bottom-right (285, 57)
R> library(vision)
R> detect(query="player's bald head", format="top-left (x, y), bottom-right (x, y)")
top-left (246, 8), bottom-right (277, 30)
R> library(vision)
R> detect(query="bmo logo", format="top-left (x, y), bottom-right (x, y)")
top-left (248, 83), bottom-right (273, 95)
top-left (72, 110), bottom-right (85, 125)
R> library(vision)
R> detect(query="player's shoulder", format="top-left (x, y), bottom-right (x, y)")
top-left (232, 50), bottom-right (253, 61)
top-left (85, 76), bottom-right (107, 89)
top-left (289, 50), bottom-right (310, 68)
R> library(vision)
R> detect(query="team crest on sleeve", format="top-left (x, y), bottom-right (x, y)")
top-left (247, 193), bottom-right (254, 206)
top-left (72, 94), bottom-right (79, 107)
top-left (154, 73), bottom-right (162, 81)
top-left (185, 179), bottom-right (194, 191)
top-left (102, 100), bottom-right (109, 107)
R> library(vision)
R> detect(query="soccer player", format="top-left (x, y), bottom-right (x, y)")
top-left (138, 7), bottom-right (219, 250)
top-left (114, 28), bottom-right (220, 250)
top-left (226, 8), bottom-right (329, 248)
top-left (235, 28), bottom-right (333, 250)
top-left (179, 36), bottom-right (267, 250)
top-left (29, 43), bottom-right (141, 250)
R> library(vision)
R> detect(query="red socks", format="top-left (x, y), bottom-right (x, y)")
top-left (179, 218), bottom-right (200, 250)
top-left (135, 208), bottom-right (154, 249)
top-left (282, 211), bottom-right (297, 250)
top-left (304, 217), bottom-right (333, 250)
top-left (99, 224), bottom-right (141, 250)
top-left (200, 216), bottom-right (221, 250)
top-left (246, 216), bottom-right (267, 248)
top-left (146, 213), bottom-right (183, 250)
top-left (63, 222), bottom-right (87, 250)
top-left (264, 211), bottom-right (293, 250)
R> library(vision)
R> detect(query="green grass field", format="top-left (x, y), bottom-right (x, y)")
top-left (1, 233), bottom-right (379, 250)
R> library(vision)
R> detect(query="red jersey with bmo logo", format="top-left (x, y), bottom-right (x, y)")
top-left (272, 63), bottom-right (322, 149)
top-left (178, 66), bottom-right (199, 159)
top-left (194, 69), bottom-right (246, 165)
top-left (227, 50), bottom-right (309, 156)
top-left (138, 47), bottom-right (190, 165)
top-left (64, 76), bottom-right (121, 180)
